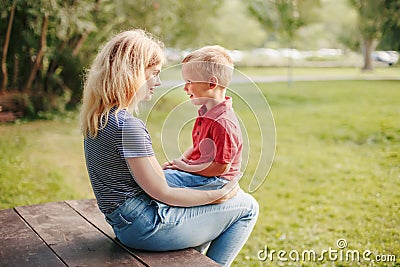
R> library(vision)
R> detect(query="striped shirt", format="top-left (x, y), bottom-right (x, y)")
top-left (84, 107), bottom-right (154, 214)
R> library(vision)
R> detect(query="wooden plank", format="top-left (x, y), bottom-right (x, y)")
top-left (133, 249), bottom-right (222, 267)
top-left (15, 202), bottom-right (145, 267)
top-left (67, 199), bottom-right (221, 267)
top-left (0, 208), bottom-right (65, 267)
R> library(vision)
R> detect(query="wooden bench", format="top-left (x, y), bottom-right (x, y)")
top-left (0, 199), bottom-right (220, 266)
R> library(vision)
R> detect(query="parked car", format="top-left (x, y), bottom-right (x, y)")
top-left (372, 51), bottom-right (399, 66)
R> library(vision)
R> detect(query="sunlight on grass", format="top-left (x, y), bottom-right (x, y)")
top-left (0, 79), bottom-right (399, 266)
top-left (0, 119), bottom-right (93, 209)
top-left (232, 80), bottom-right (400, 266)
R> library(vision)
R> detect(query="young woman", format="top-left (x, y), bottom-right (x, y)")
top-left (80, 29), bottom-right (259, 266)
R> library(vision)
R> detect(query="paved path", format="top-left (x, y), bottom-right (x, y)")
top-left (160, 74), bottom-right (400, 88)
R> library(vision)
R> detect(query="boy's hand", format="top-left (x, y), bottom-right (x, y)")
top-left (172, 159), bottom-right (190, 170)
top-left (161, 160), bottom-right (175, 170)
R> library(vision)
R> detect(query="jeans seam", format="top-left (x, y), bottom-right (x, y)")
top-left (160, 206), bottom-right (254, 225)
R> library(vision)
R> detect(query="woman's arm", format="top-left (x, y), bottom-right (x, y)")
top-left (127, 156), bottom-right (236, 207)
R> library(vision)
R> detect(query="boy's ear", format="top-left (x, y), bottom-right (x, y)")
top-left (209, 76), bottom-right (218, 89)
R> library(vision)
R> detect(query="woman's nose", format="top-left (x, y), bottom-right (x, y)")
top-left (155, 75), bottom-right (161, 86)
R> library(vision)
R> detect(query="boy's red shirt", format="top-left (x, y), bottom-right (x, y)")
top-left (186, 96), bottom-right (243, 180)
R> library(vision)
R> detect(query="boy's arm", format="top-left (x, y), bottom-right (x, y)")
top-left (172, 159), bottom-right (229, 177)
top-left (161, 146), bottom-right (193, 169)
top-left (180, 145), bottom-right (193, 161)
top-left (126, 156), bottom-right (238, 206)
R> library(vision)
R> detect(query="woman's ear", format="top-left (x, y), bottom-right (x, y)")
top-left (209, 76), bottom-right (219, 89)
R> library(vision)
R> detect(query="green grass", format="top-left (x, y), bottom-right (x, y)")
top-left (233, 80), bottom-right (400, 266)
top-left (0, 118), bottom-right (94, 208)
top-left (1, 79), bottom-right (399, 266)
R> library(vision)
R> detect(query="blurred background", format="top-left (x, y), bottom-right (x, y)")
top-left (0, 0), bottom-right (399, 119)
top-left (1, 1), bottom-right (399, 266)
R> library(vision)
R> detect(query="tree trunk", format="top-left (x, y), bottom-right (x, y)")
top-left (12, 54), bottom-right (18, 88)
top-left (362, 37), bottom-right (376, 71)
top-left (72, 0), bottom-right (101, 56)
top-left (72, 32), bottom-right (89, 56)
top-left (1, 1), bottom-right (16, 93)
top-left (25, 14), bottom-right (49, 93)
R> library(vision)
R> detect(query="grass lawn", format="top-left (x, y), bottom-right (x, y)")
top-left (233, 80), bottom-right (400, 266)
top-left (0, 79), bottom-right (399, 266)
top-left (0, 117), bottom-right (94, 208)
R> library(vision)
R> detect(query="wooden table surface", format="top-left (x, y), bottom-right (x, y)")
top-left (0, 199), bottom-right (220, 267)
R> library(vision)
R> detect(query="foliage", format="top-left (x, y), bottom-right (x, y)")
top-left (0, 0), bottom-right (224, 117)
top-left (379, 0), bottom-right (400, 51)
top-left (106, 0), bottom-right (223, 49)
top-left (247, 0), bottom-right (322, 80)
top-left (349, 0), bottom-right (400, 70)
top-left (1, 0), bottom-right (399, 118)
top-left (247, 0), bottom-right (321, 46)
top-left (0, 0), bottom-right (100, 116)
top-left (208, 0), bottom-right (267, 50)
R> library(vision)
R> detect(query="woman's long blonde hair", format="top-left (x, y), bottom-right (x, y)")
top-left (80, 29), bottom-right (165, 138)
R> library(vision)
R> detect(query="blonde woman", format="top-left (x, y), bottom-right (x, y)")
top-left (80, 29), bottom-right (258, 267)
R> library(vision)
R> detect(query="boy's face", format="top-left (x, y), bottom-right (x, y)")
top-left (182, 64), bottom-right (212, 106)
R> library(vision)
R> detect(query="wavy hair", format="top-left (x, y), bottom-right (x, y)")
top-left (80, 29), bottom-right (165, 138)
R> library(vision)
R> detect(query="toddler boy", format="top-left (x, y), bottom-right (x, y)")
top-left (162, 45), bottom-right (243, 190)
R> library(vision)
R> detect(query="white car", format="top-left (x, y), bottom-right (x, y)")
top-left (372, 51), bottom-right (399, 66)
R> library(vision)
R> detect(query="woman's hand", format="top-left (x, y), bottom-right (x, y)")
top-left (211, 184), bottom-right (240, 204)
top-left (210, 175), bottom-right (241, 204)
top-left (127, 156), bottom-right (237, 207)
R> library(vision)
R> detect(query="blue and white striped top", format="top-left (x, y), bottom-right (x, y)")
top-left (84, 107), bottom-right (154, 214)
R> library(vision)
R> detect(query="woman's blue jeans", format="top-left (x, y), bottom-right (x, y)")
top-left (105, 190), bottom-right (259, 266)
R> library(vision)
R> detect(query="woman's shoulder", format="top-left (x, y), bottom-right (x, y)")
top-left (115, 108), bottom-right (146, 130)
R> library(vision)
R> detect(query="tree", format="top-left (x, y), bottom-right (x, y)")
top-left (0, 0), bottom-right (229, 117)
top-left (109, 0), bottom-right (223, 49)
top-left (1, 1), bottom-right (15, 93)
top-left (378, 0), bottom-right (400, 51)
top-left (210, 0), bottom-right (267, 50)
top-left (248, 0), bottom-right (321, 82)
top-left (25, 13), bottom-right (49, 93)
top-left (350, 0), bottom-right (386, 71)
top-left (248, 0), bottom-right (321, 45)
top-left (0, 0), bottom-right (101, 115)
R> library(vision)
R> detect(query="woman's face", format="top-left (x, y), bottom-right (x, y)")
top-left (143, 64), bottom-right (162, 101)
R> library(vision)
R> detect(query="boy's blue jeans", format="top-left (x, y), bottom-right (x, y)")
top-left (163, 169), bottom-right (229, 190)
top-left (105, 171), bottom-right (259, 266)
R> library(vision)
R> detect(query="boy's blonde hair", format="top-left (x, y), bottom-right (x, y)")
top-left (80, 29), bottom-right (165, 138)
top-left (182, 45), bottom-right (234, 88)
